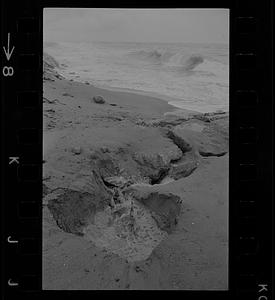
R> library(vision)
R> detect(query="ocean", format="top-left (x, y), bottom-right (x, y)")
top-left (44, 41), bottom-right (229, 113)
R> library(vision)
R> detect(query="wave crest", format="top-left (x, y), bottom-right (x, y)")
top-left (128, 50), bottom-right (205, 70)
top-left (180, 55), bottom-right (204, 71)
top-left (129, 49), bottom-right (173, 63)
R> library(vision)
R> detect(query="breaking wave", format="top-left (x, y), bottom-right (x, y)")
top-left (128, 50), bottom-right (207, 70)
top-left (128, 49), bottom-right (228, 75)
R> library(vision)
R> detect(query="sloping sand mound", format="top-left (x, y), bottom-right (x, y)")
top-left (83, 198), bottom-right (168, 262)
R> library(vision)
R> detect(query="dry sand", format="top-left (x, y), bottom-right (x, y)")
top-left (42, 60), bottom-right (228, 290)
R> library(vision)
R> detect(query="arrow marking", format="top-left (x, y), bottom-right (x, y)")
top-left (3, 33), bottom-right (15, 61)
top-left (7, 236), bottom-right (19, 243)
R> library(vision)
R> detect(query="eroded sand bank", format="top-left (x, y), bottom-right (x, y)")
top-left (43, 54), bottom-right (229, 290)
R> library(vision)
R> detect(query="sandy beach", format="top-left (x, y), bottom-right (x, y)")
top-left (42, 53), bottom-right (229, 290)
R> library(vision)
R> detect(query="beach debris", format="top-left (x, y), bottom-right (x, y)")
top-left (93, 95), bottom-right (106, 104)
top-left (71, 146), bottom-right (82, 155)
top-left (100, 146), bottom-right (110, 153)
top-left (62, 92), bottom-right (74, 97)
top-left (110, 103), bottom-right (117, 106)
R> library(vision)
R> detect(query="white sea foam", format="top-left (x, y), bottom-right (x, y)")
top-left (44, 41), bottom-right (229, 113)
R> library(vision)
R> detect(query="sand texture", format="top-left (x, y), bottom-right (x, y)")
top-left (43, 54), bottom-right (229, 290)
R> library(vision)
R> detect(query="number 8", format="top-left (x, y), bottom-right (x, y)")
top-left (3, 66), bottom-right (14, 77)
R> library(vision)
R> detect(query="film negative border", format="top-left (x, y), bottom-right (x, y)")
top-left (1, 0), bottom-right (273, 298)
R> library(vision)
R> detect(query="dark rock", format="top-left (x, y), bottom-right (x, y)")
top-left (93, 95), bottom-right (106, 104)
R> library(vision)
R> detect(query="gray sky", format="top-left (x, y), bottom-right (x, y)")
top-left (44, 8), bottom-right (229, 44)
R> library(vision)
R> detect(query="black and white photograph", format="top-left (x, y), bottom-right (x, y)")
top-left (42, 8), bottom-right (229, 290)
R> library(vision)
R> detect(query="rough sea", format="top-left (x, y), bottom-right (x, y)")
top-left (44, 41), bottom-right (229, 113)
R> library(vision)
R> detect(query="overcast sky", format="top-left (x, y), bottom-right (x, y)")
top-left (44, 8), bottom-right (229, 44)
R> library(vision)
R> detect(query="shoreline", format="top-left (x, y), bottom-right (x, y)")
top-left (57, 70), bottom-right (229, 115)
